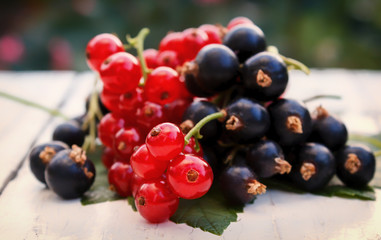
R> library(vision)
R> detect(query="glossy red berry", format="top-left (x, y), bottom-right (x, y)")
top-left (144, 66), bottom-right (183, 106)
top-left (166, 154), bottom-right (213, 199)
top-left (113, 127), bottom-right (143, 160)
top-left (118, 87), bottom-right (144, 123)
top-left (135, 179), bottom-right (179, 223)
top-left (227, 16), bottom-right (254, 30)
top-left (86, 33), bottom-right (124, 71)
top-left (182, 137), bottom-right (203, 157)
top-left (100, 86), bottom-right (121, 113)
top-left (198, 24), bottom-right (222, 44)
top-left (135, 101), bottom-right (167, 135)
top-left (101, 147), bottom-right (115, 169)
top-left (131, 173), bottom-right (147, 197)
top-left (146, 122), bottom-right (184, 162)
top-left (182, 28), bottom-right (209, 62)
top-left (98, 113), bottom-right (125, 148)
top-left (143, 48), bottom-right (159, 69)
top-left (108, 162), bottom-right (134, 197)
top-left (156, 50), bottom-right (181, 69)
top-left (100, 52), bottom-right (142, 94)
top-left (130, 144), bottom-right (169, 179)
top-left (159, 31), bottom-right (184, 62)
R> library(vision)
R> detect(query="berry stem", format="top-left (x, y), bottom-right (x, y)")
top-left (303, 94), bottom-right (341, 103)
top-left (82, 75), bottom-right (103, 152)
top-left (374, 150), bottom-right (381, 157)
top-left (0, 90), bottom-right (70, 120)
top-left (184, 111), bottom-right (226, 145)
top-left (126, 28), bottom-right (151, 86)
top-left (267, 45), bottom-right (310, 75)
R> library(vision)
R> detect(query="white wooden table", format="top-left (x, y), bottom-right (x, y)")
top-left (0, 70), bottom-right (380, 240)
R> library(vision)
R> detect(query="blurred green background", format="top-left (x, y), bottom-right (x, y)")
top-left (1, 0), bottom-right (380, 71)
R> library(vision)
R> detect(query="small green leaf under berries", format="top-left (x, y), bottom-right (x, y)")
top-left (169, 187), bottom-right (246, 236)
top-left (81, 146), bottom-right (122, 205)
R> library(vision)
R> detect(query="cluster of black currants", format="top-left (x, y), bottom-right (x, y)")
top-left (179, 20), bottom-right (376, 206)
top-left (28, 96), bottom-right (108, 199)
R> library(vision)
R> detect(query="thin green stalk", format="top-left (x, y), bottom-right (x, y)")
top-left (303, 94), bottom-right (341, 103)
top-left (267, 45), bottom-right (310, 75)
top-left (184, 111), bottom-right (226, 145)
top-left (0, 90), bottom-right (69, 120)
top-left (126, 28), bottom-right (151, 85)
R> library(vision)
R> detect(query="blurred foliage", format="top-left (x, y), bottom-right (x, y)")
top-left (1, 0), bottom-right (381, 70)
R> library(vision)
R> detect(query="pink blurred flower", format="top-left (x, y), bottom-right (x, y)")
top-left (0, 35), bottom-right (25, 64)
top-left (48, 37), bottom-right (73, 70)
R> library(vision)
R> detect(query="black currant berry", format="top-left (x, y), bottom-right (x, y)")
top-left (45, 145), bottom-right (96, 199)
top-left (289, 143), bottom-right (335, 192)
top-left (246, 140), bottom-right (291, 178)
top-left (183, 71), bottom-right (215, 98)
top-left (242, 52), bottom-right (288, 101)
top-left (29, 141), bottom-right (69, 184)
top-left (309, 106), bottom-right (348, 151)
top-left (336, 145), bottom-right (375, 189)
top-left (184, 44), bottom-right (239, 94)
top-left (267, 98), bottom-right (312, 148)
top-left (52, 120), bottom-right (86, 147)
top-left (223, 98), bottom-right (270, 144)
top-left (223, 25), bottom-right (266, 63)
top-left (219, 151), bottom-right (266, 205)
top-left (181, 100), bottom-right (222, 144)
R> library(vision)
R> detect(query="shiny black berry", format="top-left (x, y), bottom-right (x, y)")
top-left (267, 98), bottom-right (312, 148)
top-left (289, 143), bottom-right (335, 192)
top-left (223, 98), bottom-right (270, 144)
top-left (309, 106), bottom-right (348, 151)
top-left (184, 44), bottom-right (239, 95)
top-left (246, 140), bottom-right (291, 178)
top-left (181, 100), bottom-right (222, 144)
top-left (184, 71), bottom-right (215, 98)
top-left (45, 145), bottom-right (96, 199)
top-left (219, 151), bottom-right (266, 205)
top-left (223, 25), bottom-right (266, 63)
top-left (242, 52), bottom-right (288, 101)
top-left (336, 145), bottom-right (375, 189)
top-left (29, 141), bottom-right (69, 184)
top-left (52, 121), bottom-right (86, 147)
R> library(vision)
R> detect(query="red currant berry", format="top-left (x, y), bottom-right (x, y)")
top-left (100, 86), bottom-right (121, 113)
top-left (100, 52), bottom-right (142, 94)
top-left (163, 97), bottom-right (193, 125)
top-left (159, 32), bottom-right (185, 61)
top-left (101, 147), bottom-right (115, 169)
top-left (86, 33), bottom-right (124, 71)
top-left (182, 137), bottom-right (203, 157)
top-left (156, 50), bottom-right (181, 69)
top-left (98, 113), bottom-right (125, 148)
top-left (144, 66), bottom-right (183, 106)
top-left (113, 127), bottom-right (143, 160)
top-left (146, 122), bottom-right (184, 162)
top-left (166, 154), bottom-right (213, 199)
top-left (135, 179), bottom-right (179, 223)
top-left (118, 87), bottom-right (144, 124)
top-left (143, 48), bottom-right (159, 69)
top-left (108, 162), bottom-right (134, 197)
top-left (130, 144), bottom-right (169, 179)
top-left (181, 28), bottom-right (209, 62)
top-left (227, 16), bottom-right (254, 30)
top-left (131, 173), bottom-right (146, 197)
top-left (198, 24), bottom-right (223, 44)
top-left (135, 101), bottom-right (167, 135)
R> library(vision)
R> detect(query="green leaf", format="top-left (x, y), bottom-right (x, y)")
top-left (170, 187), bottom-right (245, 236)
top-left (81, 145), bottom-right (122, 205)
top-left (127, 196), bottom-right (137, 211)
top-left (263, 178), bottom-right (376, 201)
top-left (316, 185), bottom-right (375, 200)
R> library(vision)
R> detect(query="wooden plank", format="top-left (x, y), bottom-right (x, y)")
top-left (0, 70), bottom-right (381, 239)
top-left (0, 71), bottom-right (77, 190)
